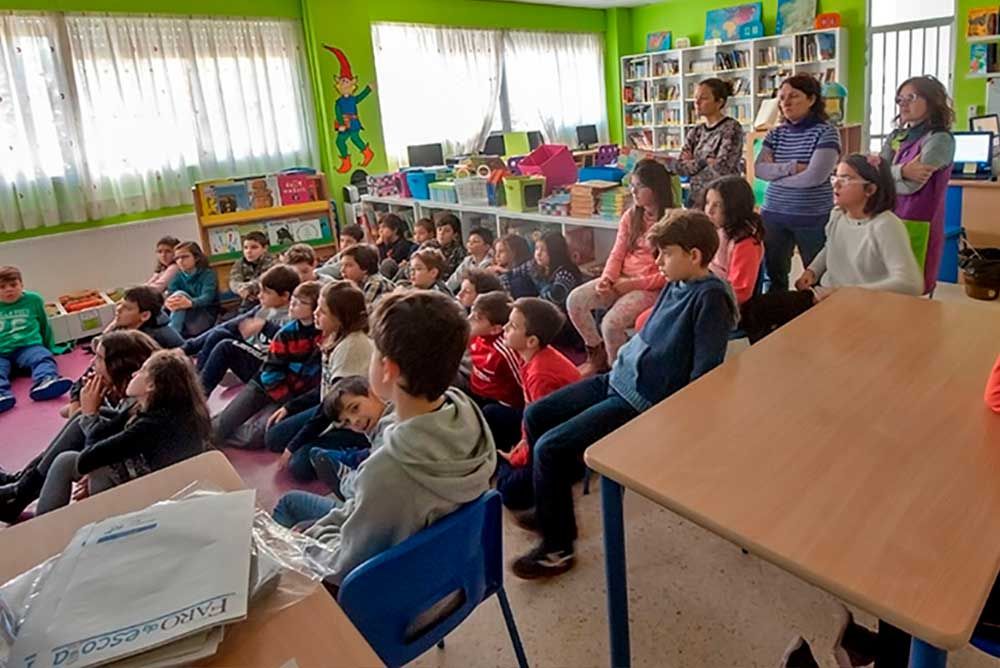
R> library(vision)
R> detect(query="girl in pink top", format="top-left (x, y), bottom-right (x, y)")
top-left (635, 175), bottom-right (764, 332)
top-left (146, 236), bottom-right (180, 293)
top-left (987, 354), bottom-right (1000, 413)
top-left (568, 159), bottom-right (675, 375)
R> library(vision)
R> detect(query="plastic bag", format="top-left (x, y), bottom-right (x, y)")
top-left (0, 483), bottom-right (338, 667)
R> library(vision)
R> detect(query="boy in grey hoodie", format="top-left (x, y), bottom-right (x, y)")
top-left (306, 290), bottom-right (496, 585)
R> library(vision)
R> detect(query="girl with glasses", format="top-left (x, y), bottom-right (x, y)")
top-left (879, 75), bottom-right (956, 294)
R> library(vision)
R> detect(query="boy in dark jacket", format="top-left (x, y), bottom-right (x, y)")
top-left (511, 210), bottom-right (736, 579)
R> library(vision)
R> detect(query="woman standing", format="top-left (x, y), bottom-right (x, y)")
top-left (879, 75), bottom-right (955, 294)
top-left (755, 75), bottom-right (841, 291)
top-left (669, 78), bottom-right (745, 208)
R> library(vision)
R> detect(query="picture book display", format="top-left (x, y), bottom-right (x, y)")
top-left (705, 3), bottom-right (764, 42)
top-left (197, 172), bottom-right (321, 215)
top-left (968, 7), bottom-right (1000, 37)
top-left (776, 0), bottom-right (817, 34)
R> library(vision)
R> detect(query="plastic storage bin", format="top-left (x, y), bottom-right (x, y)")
top-left (503, 176), bottom-right (547, 212)
top-left (429, 181), bottom-right (458, 204)
top-left (366, 173), bottom-right (400, 197)
top-left (406, 170), bottom-right (437, 200)
top-left (392, 171), bottom-right (411, 198)
top-left (517, 144), bottom-right (578, 194)
top-left (578, 166), bottom-right (626, 184)
top-left (454, 176), bottom-right (494, 206)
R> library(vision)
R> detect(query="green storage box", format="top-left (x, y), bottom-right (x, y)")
top-left (503, 176), bottom-right (546, 212)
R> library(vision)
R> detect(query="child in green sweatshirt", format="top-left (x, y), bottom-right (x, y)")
top-left (0, 266), bottom-right (71, 413)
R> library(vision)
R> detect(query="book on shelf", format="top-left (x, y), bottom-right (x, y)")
top-left (816, 33), bottom-right (836, 60)
top-left (277, 174), bottom-right (319, 205)
top-left (970, 43), bottom-right (999, 74)
top-left (754, 98), bottom-right (781, 129)
top-left (968, 7), bottom-right (999, 37)
top-left (690, 58), bottom-right (716, 73)
top-left (626, 128), bottom-right (655, 150)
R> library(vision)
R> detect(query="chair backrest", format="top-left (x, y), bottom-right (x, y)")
top-left (507, 155), bottom-right (526, 175)
top-left (595, 144), bottom-right (619, 166)
top-left (503, 132), bottom-right (531, 158)
top-left (338, 491), bottom-right (503, 668)
top-left (901, 219), bottom-right (931, 272)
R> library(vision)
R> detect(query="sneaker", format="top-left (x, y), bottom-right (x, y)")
top-left (0, 393), bottom-right (15, 414)
top-left (780, 636), bottom-right (819, 668)
top-left (833, 607), bottom-right (877, 667)
top-left (29, 376), bottom-right (72, 402)
top-left (511, 543), bottom-right (575, 580)
top-left (310, 449), bottom-right (353, 502)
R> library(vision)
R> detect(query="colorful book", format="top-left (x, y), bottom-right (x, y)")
top-left (646, 31), bottom-right (672, 52)
top-left (246, 176), bottom-right (278, 209)
top-left (972, 43), bottom-right (991, 74)
top-left (816, 33), bottom-right (836, 60)
top-left (277, 174), bottom-right (319, 205)
top-left (206, 225), bottom-right (243, 256)
top-left (968, 7), bottom-right (999, 37)
top-left (212, 182), bottom-right (251, 214)
top-left (776, 0), bottom-right (817, 34)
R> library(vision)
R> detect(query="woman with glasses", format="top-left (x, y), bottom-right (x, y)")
top-left (879, 75), bottom-right (956, 294)
top-left (754, 74), bottom-right (842, 291)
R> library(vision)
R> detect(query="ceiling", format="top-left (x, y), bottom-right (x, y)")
top-left (504, 0), bottom-right (655, 7)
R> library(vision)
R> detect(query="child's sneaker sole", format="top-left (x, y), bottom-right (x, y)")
top-left (29, 378), bottom-right (72, 402)
top-left (0, 395), bottom-right (15, 414)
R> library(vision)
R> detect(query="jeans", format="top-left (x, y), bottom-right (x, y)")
top-left (35, 451), bottom-right (115, 515)
top-left (496, 459), bottom-right (534, 511)
top-left (480, 402), bottom-right (523, 452)
top-left (199, 340), bottom-right (264, 395)
top-left (211, 383), bottom-right (273, 446)
top-left (288, 428), bottom-right (370, 482)
top-left (0, 345), bottom-right (58, 395)
top-left (762, 217), bottom-right (827, 292)
top-left (272, 490), bottom-right (338, 529)
top-left (168, 292), bottom-right (217, 338)
top-left (527, 375), bottom-right (639, 551)
top-left (265, 405), bottom-right (318, 454)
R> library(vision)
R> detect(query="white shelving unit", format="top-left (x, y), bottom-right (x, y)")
top-left (621, 27), bottom-right (848, 154)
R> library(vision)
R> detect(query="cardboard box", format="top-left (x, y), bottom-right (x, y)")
top-left (49, 293), bottom-right (116, 343)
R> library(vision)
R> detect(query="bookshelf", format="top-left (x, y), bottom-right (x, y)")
top-left (620, 27), bottom-right (848, 154)
top-left (192, 172), bottom-right (339, 287)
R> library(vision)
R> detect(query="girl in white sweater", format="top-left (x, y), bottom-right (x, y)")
top-left (744, 154), bottom-right (923, 344)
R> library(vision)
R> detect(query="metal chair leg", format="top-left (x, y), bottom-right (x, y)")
top-left (583, 468), bottom-right (591, 495)
top-left (497, 586), bottom-right (529, 668)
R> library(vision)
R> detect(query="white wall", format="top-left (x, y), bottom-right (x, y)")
top-left (0, 214), bottom-right (200, 301)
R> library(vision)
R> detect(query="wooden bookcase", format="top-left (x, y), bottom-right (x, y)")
top-left (192, 172), bottom-right (339, 289)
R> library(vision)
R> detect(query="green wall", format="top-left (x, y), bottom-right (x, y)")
top-left (628, 0), bottom-right (867, 124)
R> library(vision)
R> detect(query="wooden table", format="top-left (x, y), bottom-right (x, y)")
top-left (584, 289), bottom-right (1000, 667)
top-left (0, 451), bottom-right (383, 668)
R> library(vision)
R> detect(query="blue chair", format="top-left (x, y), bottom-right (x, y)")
top-left (338, 490), bottom-right (529, 668)
top-left (971, 633), bottom-right (1000, 658)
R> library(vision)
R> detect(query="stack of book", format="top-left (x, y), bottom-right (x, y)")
top-left (570, 180), bottom-right (621, 218)
top-left (539, 191), bottom-right (571, 217)
top-left (598, 187), bottom-right (632, 220)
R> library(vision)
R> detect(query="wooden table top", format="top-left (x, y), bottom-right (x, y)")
top-left (0, 451), bottom-right (382, 668)
top-left (585, 288), bottom-right (1000, 650)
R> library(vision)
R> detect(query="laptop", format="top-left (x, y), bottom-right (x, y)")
top-left (951, 131), bottom-right (994, 180)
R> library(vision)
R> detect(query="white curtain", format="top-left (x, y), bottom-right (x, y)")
top-left (372, 23), bottom-right (503, 168)
top-left (504, 31), bottom-right (608, 147)
top-left (0, 12), bottom-right (316, 233)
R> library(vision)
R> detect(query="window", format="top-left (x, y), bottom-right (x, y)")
top-left (867, 1), bottom-right (955, 152)
top-left (0, 13), bottom-right (316, 233)
top-left (372, 23), bottom-right (607, 167)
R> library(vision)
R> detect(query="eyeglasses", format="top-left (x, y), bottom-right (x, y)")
top-left (829, 176), bottom-right (870, 186)
top-left (895, 93), bottom-right (921, 106)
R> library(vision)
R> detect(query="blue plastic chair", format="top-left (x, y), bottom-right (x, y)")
top-left (971, 633), bottom-right (1000, 658)
top-left (338, 490), bottom-right (529, 668)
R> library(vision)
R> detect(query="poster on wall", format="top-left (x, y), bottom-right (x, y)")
top-left (323, 45), bottom-right (377, 174)
top-left (776, 0), bottom-right (817, 34)
top-left (646, 31), bottom-right (673, 52)
top-left (705, 3), bottom-right (764, 42)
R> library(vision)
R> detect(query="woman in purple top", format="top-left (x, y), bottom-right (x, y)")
top-left (879, 76), bottom-right (955, 294)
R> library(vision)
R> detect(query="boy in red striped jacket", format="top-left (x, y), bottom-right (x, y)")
top-left (467, 291), bottom-right (523, 410)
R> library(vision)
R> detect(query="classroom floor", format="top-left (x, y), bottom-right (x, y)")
top-left (2, 283), bottom-right (998, 667)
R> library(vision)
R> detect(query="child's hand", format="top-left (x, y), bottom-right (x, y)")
top-left (612, 277), bottom-right (634, 294)
top-left (595, 276), bottom-right (614, 295)
top-left (279, 449), bottom-right (292, 468)
top-left (497, 449), bottom-right (512, 462)
top-left (79, 376), bottom-right (105, 416)
top-left (794, 270), bottom-right (817, 291)
top-left (72, 477), bottom-right (90, 502)
top-left (267, 407), bottom-right (289, 430)
top-left (238, 318), bottom-right (265, 340)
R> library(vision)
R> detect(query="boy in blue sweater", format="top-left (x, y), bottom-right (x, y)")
top-left (511, 210), bottom-right (737, 579)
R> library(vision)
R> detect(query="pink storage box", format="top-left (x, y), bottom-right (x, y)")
top-left (366, 173), bottom-right (400, 197)
top-left (517, 144), bottom-right (578, 194)
top-left (392, 171), bottom-right (411, 198)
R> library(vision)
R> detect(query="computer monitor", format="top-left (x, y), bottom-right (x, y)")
top-left (407, 143), bottom-right (444, 167)
top-left (576, 124), bottom-right (599, 149)
top-left (527, 131), bottom-right (544, 150)
top-left (952, 131), bottom-right (993, 179)
top-left (482, 133), bottom-right (505, 156)
top-left (971, 114), bottom-right (1000, 135)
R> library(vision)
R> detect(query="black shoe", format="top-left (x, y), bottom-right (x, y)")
top-left (833, 608), bottom-right (877, 667)
top-left (310, 450), bottom-right (352, 502)
top-left (511, 543), bottom-right (575, 580)
top-left (0, 470), bottom-right (44, 524)
top-left (780, 636), bottom-right (819, 668)
top-left (0, 467), bottom-right (19, 486)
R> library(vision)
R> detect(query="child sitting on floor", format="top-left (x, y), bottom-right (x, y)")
top-left (468, 291), bottom-right (523, 410)
top-left (494, 233), bottom-right (538, 299)
top-left (211, 281), bottom-right (322, 447)
top-left (166, 241), bottom-right (218, 338)
top-left (192, 265), bottom-right (299, 395)
top-left (267, 281), bottom-right (374, 481)
top-left (376, 213), bottom-right (416, 266)
top-left (338, 244), bottom-right (396, 306)
top-left (304, 290), bottom-right (495, 585)
top-left (0, 265), bottom-right (72, 414)
top-left (400, 248), bottom-right (452, 295)
top-left (446, 226), bottom-right (495, 293)
top-left (435, 214), bottom-right (467, 281)
top-left (146, 236), bottom-right (179, 293)
top-left (35, 349), bottom-right (209, 515)
top-left (317, 224), bottom-right (364, 280)
top-left (456, 267), bottom-right (504, 310)
top-left (511, 230), bottom-right (583, 312)
top-left (229, 231), bottom-right (276, 312)
top-left (636, 175), bottom-right (765, 331)
top-left (495, 298), bottom-right (581, 510)
top-left (511, 210), bottom-right (736, 579)
top-left (742, 154), bottom-right (923, 344)
top-left (285, 243), bottom-right (332, 285)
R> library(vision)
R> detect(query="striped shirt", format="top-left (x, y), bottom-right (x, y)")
top-left (761, 118), bottom-right (840, 219)
top-left (255, 319), bottom-right (323, 403)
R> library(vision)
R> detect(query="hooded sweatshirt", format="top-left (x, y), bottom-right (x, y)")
top-left (306, 388), bottom-right (496, 583)
top-left (139, 311), bottom-right (185, 349)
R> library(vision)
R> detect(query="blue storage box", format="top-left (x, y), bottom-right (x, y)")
top-left (406, 170), bottom-right (437, 200)
top-left (578, 166), bottom-right (625, 184)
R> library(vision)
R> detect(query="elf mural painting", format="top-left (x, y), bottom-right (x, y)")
top-left (323, 45), bottom-right (375, 174)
